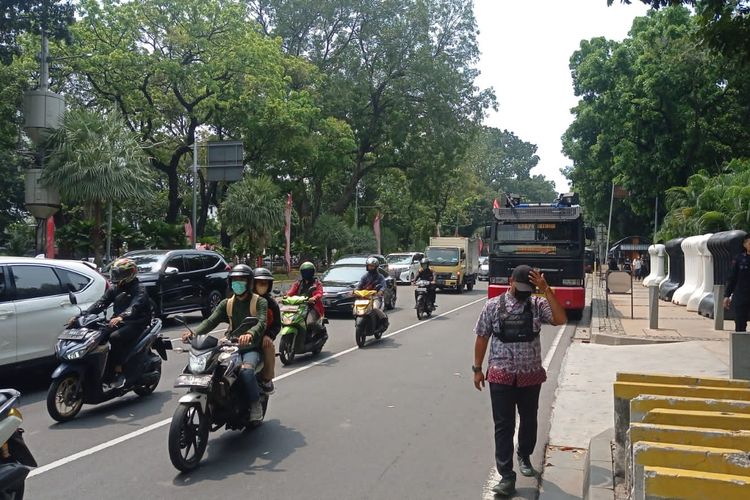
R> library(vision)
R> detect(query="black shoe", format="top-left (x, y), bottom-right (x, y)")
top-left (517, 454), bottom-right (536, 477)
top-left (492, 476), bottom-right (516, 497)
top-left (260, 380), bottom-right (275, 395)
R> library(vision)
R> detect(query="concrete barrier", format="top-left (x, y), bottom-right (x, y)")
top-left (642, 408), bottom-right (750, 431)
top-left (643, 465), bottom-right (750, 499)
top-left (630, 395), bottom-right (750, 425)
top-left (687, 233), bottom-right (713, 312)
top-left (632, 441), bottom-right (750, 500)
top-left (616, 372), bottom-right (750, 389)
top-left (629, 423), bottom-right (750, 451)
top-left (673, 236), bottom-right (702, 306)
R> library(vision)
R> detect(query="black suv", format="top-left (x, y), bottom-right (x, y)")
top-left (110, 250), bottom-right (230, 319)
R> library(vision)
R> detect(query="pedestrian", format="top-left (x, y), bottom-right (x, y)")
top-left (633, 256), bottom-right (643, 281)
top-left (724, 234), bottom-right (750, 332)
top-left (472, 265), bottom-right (567, 497)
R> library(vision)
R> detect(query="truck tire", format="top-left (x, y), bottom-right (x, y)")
top-left (457, 282), bottom-right (463, 294)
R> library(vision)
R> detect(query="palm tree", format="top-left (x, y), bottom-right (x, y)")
top-left (219, 175), bottom-right (284, 253)
top-left (42, 108), bottom-right (154, 265)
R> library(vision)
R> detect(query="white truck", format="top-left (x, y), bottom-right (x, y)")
top-left (425, 236), bottom-right (480, 293)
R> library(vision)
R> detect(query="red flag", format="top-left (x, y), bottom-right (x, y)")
top-left (46, 217), bottom-right (55, 258)
top-left (493, 198), bottom-right (500, 209)
top-left (478, 239), bottom-right (484, 256)
top-left (284, 193), bottom-right (292, 273)
top-left (373, 211), bottom-right (382, 255)
top-left (184, 220), bottom-right (193, 246)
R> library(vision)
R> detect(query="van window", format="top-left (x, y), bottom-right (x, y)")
top-left (203, 254), bottom-right (220, 270)
top-left (185, 254), bottom-right (204, 272)
top-left (11, 265), bottom-right (64, 300)
top-left (56, 268), bottom-right (92, 292)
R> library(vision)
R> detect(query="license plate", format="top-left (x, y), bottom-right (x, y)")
top-left (416, 287), bottom-right (427, 292)
top-left (280, 305), bottom-right (299, 312)
top-left (59, 329), bottom-right (87, 341)
top-left (174, 374), bottom-right (212, 388)
top-left (323, 299), bottom-right (332, 306)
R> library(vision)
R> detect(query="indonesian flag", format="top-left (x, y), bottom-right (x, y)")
top-left (46, 217), bottom-right (55, 258)
top-left (284, 193), bottom-right (292, 273)
top-left (373, 211), bottom-right (382, 255)
top-left (493, 198), bottom-right (500, 209)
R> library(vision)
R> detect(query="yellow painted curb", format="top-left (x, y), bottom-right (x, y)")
top-left (630, 423), bottom-right (750, 451)
top-left (614, 382), bottom-right (750, 402)
top-left (617, 372), bottom-right (750, 389)
top-left (631, 395), bottom-right (750, 424)
top-left (643, 408), bottom-right (750, 431)
top-left (633, 441), bottom-right (750, 476)
top-left (644, 465), bottom-right (750, 499)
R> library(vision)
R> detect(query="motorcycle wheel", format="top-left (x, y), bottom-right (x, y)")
top-left (355, 318), bottom-right (367, 348)
top-left (168, 403), bottom-right (210, 472)
top-left (278, 335), bottom-right (295, 365)
top-left (47, 374), bottom-right (84, 422)
top-left (133, 366), bottom-right (161, 396)
top-left (416, 296), bottom-right (425, 320)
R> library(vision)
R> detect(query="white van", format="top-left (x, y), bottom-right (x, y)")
top-left (0, 257), bottom-right (108, 368)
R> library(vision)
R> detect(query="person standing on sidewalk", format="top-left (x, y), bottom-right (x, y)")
top-left (472, 265), bottom-right (567, 497)
top-left (724, 234), bottom-right (750, 332)
top-left (633, 256), bottom-right (643, 281)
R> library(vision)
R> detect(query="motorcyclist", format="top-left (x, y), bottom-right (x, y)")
top-left (356, 257), bottom-right (388, 328)
top-left (181, 264), bottom-right (267, 422)
top-left (253, 267), bottom-right (279, 394)
top-left (77, 257), bottom-right (152, 389)
top-left (285, 262), bottom-right (325, 338)
top-left (413, 258), bottom-right (437, 308)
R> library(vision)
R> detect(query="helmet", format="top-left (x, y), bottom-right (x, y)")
top-left (253, 267), bottom-right (273, 294)
top-left (366, 256), bottom-right (379, 272)
top-left (228, 264), bottom-right (254, 287)
top-left (300, 261), bottom-right (315, 281)
top-left (420, 258), bottom-right (430, 270)
top-left (110, 258), bottom-right (137, 286)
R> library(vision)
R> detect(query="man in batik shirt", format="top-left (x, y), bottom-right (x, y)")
top-left (472, 265), bottom-right (567, 497)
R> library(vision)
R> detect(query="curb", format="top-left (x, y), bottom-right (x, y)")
top-left (590, 332), bottom-right (679, 346)
top-left (583, 428), bottom-right (615, 500)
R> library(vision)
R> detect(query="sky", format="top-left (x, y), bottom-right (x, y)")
top-left (474, 0), bottom-right (651, 193)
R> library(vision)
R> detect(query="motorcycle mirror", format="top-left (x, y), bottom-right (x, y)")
top-left (173, 314), bottom-right (187, 325)
top-left (238, 316), bottom-right (259, 329)
top-left (273, 288), bottom-right (281, 296)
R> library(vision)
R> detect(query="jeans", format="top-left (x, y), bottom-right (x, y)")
top-left (734, 298), bottom-right (749, 333)
top-left (489, 383), bottom-right (542, 481)
top-left (239, 350), bottom-right (261, 403)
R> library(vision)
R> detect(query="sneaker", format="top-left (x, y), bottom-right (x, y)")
top-left (492, 476), bottom-right (515, 497)
top-left (103, 374), bottom-right (125, 391)
top-left (260, 380), bottom-right (275, 395)
top-left (249, 400), bottom-right (264, 422)
top-left (517, 453), bottom-right (536, 477)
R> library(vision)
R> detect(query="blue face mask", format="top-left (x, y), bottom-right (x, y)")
top-left (231, 281), bottom-right (248, 295)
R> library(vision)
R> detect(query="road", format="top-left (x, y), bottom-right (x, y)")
top-left (9, 282), bottom-right (575, 499)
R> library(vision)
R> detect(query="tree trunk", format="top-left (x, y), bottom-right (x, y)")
top-left (165, 166), bottom-right (181, 224)
top-left (92, 201), bottom-right (103, 267)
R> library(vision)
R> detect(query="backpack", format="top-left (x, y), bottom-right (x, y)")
top-left (493, 293), bottom-right (539, 343)
top-left (226, 294), bottom-right (258, 332)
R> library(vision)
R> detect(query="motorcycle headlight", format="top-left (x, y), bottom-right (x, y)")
top-left (189, 352), bottom-right (212, 373)
top-left (450, 273), bottom-right (457, 279)
top-left (63, 337), bottom-right (98, 360)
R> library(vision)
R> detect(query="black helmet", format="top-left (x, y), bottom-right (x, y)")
top-left (253, 267), bottom-right (274, 281)
top-left (228, 264), bottom-right (254, 283)
top-left (420, 258), bottom-right (430, 270)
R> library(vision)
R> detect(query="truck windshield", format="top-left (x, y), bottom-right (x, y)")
top-left (494, 221), bottom-right (581, 257)
top-left (426, 248), bottom-right (460, 266)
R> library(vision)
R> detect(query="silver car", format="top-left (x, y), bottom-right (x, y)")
top-left (0, 257), bottom-right (108, 368)
top-left (478, 256), bottom-right (489, 281)
top-left (385, 252), bottom-right (424, 284)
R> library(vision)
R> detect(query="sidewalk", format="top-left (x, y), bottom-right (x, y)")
top-left (539, 277), bottom-right (732, 499)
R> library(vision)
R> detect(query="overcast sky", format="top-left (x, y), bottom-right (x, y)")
top-left (474, 0), bottom-right (650, 193)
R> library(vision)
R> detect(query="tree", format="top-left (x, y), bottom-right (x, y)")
top-left (42, 108), bottom-right (154, 264)
top-left (219, 175), bottom-right (285, 255)
top-left (0, 0), bottom-right (74, 64)
top-left (563, 7), bottom-right (750, 237)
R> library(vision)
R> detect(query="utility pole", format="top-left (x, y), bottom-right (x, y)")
top-left (191, 140), bottom-right (198, 248)
top-left (606, 182), bottom-right (615, 264)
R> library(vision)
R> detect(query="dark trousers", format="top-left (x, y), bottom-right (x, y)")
top-left (735, 298), bottom-right (749, 332)
top-left (106, 322), bottom-right (147, 366)
top-left (490, 382), bottom-right (542, 480)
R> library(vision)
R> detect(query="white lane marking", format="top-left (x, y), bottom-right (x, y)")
top-left (481, 324), bottom-right (567, 498)
top-left (29, 296), bottom-right (487, 478)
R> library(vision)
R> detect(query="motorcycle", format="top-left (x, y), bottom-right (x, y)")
top-left (46, 291), bottom-right (171, 422)
top-left (0, 389), bottom-right (36, 500)
top-left (168, 316), bottom-right (270, 472)
top-left (277, 296), bottom-right (329, 365)
top-left (353, 290), bottom-right (389, 348)
top-left (414, 279), bottom-right (436, 320)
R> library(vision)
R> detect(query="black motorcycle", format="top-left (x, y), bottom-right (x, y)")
top-left (46, 292), bottom-right (171, 422)
top-left (414, 279), bottom-right (436, 320)
top-left (0, 389), bottom-right (36, 500)
top-left (168, 316), bottom-right (270, 472)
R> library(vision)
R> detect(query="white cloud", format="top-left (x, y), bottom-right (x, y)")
top-left (474, 0), bottom-right (650, 193)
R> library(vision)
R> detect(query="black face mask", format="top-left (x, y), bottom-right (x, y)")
top-left (513, 290), bottom-right (532, 302)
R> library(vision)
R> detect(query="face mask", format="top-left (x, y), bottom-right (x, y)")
top-left (231, 281), bottom-right (248, 295)
top-left (513, 290), bottom-right (532, 302)
top-left (255, 282), bottom-right (269, 296)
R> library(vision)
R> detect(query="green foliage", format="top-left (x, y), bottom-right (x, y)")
top-left (0, 0), bottom-right (75, 64)
top-left (0, 220), bottom-right (35, 256)
top-left (220, 175), bottom-right (285, 254)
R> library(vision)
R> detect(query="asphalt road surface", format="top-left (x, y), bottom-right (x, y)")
top-left (7, 282), bottom-right (575, 499)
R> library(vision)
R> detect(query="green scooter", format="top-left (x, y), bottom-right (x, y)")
top-left (277, 296), bottom-right (328, 365)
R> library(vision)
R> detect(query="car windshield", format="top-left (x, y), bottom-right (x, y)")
top-left (322, 266), bottom-right (366, 283)
top-left (334, 256), bottom-right (367, 266)
top-left (125, 254), bottom-right (167, 273)
top-left (426, 248), bottom-right (459, 266)
top-left (386, 254), bottom-right (412, 265)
